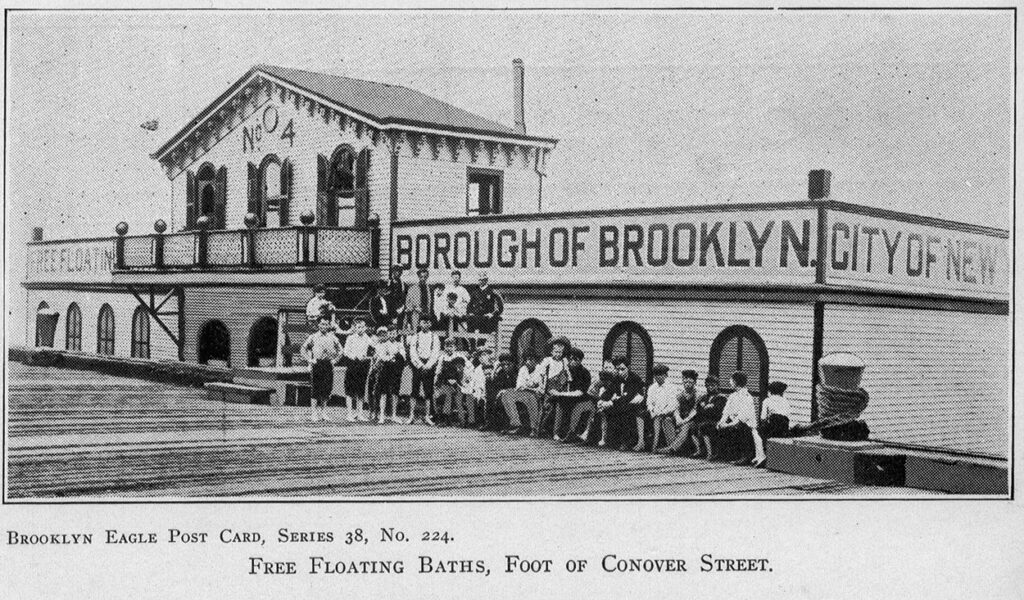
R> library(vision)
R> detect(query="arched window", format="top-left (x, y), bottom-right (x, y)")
top-left (254, 154), bottom-right (292, 227)
top-left (709, 325), bottom-right (769, 397)
top-left (198, 320), bottom-right (231, 367)
top-left (186, 162), bottom-right (226, 229)
top-left (248, 317), bottom-right (279, 367)
top-left (65, 303), bottom-right (82, 351)
top-left (35, 301), bottom-right (58, 347)
top-left (317, 145), bottom-right (370, 228)
top-left (509, 318), bottom-right (551, 364)
top-left (603, 321), bottom-right (654, 383)
top-left (96, 304), bottom-right (115, 355)
top-left (131, 307), bottom-right (151, 359)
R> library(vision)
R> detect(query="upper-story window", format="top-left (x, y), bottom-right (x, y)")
top-left (467, 167), bottom-right (502, 216)
top-left (248, 155), bottom-right (292, 227)
top-left (185, 163), bottom-right (227, 229)
top-left (317, 145), bottom-right (371, 228)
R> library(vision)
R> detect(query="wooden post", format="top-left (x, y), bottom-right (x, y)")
top-left (368, 214), bottom-right (381, 269)
top-left (114, 222), bottom-right (128, 269)
top-left (276, 309), bottom-right (287, 367)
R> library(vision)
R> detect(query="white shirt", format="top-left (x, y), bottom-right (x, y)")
top-left (408, 331), bottom-right (440, 369)
top-left (761, 393), bottom-right (791, 420)
top-left (442, 283), bottom-right (470, 315)
top-left (343, 333), bottom-right (374, 361)
top-left (720, 388), bottom-right (758, 428)
top-left (465, 364), bottom-right (489, 398)
top-left (305, 296), bottom-right (333, 320)
top-left (301, 330), bottom-right (342, 363)
top-left (374, 339), bottom-right (404, 362)
top-left (646, 381), bottom-right (681, 417)
top-left (516, 365), bottom-right (544, 391)
top-left (539, 356), bottom-right (567, 386)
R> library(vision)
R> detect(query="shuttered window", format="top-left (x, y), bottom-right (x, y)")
top-left (97, 304), bottom-right (115, 355)
top-left (510, 318), bottom-right (551, 363)
top-left (131, 306), bottom-right (151, 359)
top-left (65, 303), bottom-right (82, 351)
top-left (710, 325), bottom-right (769, 397)
top-left (603, 321), bottom-right (654, 383)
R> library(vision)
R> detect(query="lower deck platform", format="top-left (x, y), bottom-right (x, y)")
top-left (6, 363), bottom-right (940, 498)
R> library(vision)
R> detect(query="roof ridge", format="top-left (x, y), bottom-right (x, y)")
top-left (255, 63), bottom-right (408, 90)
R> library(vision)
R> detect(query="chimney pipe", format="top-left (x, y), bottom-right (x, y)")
top-left (513, 59), bottom-right (526, 134)
top-left (31, 227), bottom-right (43, 241)
top-left (808, 169), bottom-right (832, 200)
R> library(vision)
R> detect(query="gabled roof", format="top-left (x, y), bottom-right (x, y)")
top-left (152, 64), bottom-right (557, 161)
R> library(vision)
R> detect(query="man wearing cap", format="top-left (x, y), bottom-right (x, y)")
top-left (467, 272), bottom-right (504, 334)
top-left (597, 356), bottom-right (647, 450)
top-left (370, 281), bottom-right (396, 327)
top-left (537, 336), bottom-right (571, 437)
top-left (686, 376), bottom-right (729, 458)
top-left (403, 268), bottom-right (433, 332)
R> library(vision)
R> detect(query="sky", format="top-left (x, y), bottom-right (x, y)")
top-left (5, 9), bottom-right (1015, 342)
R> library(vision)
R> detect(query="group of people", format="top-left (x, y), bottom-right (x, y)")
top-left (362, 266), bottom-right (504, 334)
top-left (300, 277), bottom-right (792, 468)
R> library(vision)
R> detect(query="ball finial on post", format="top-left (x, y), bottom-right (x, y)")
top-left (154, 219), bottom-right (167, 234)
top-left (244, 212), bottom-right (259, 229)
top-left (299, 210), bottom-right (315, 226)
top-left (196, 215), bottom-right (212, 230)
top-left (115, 222), bottom-right (129, 236)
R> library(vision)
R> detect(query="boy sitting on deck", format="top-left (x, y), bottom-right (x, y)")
top-left (434, 337), bottom-right (466, 426)
top-left (712, 371), bottom-right (766, 468)
top-left (501, 352), bottom-right (544, 435)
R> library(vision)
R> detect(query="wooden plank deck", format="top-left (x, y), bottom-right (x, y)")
top-left (5, 363), bottom-right (940, 499)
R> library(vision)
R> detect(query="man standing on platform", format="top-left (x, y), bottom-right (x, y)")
top-left (467, 272), bottom-right (504, 334)
top-left (442, 270), bottom-right (471, 323)
top-left (370, 281), bottom-right (396, 327)
top-left (403, 268), bottom-right (433, 331)
top-left (300, 315), bottom-right (343, 423)
top-left (387, 266), bottom-right (407, 327)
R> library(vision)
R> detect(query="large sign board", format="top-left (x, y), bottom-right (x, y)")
top-left (824, 210), bottom-right (1008, 300)
top-left (393, 207), bottom-right (819, 286)
top-left (25, 239), bottom-right (115, 284)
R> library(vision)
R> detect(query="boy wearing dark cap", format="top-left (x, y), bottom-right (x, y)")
top-left (684, 376), bottom-right (729, 458)
top-left (550, 347), bottom-right (592, 442)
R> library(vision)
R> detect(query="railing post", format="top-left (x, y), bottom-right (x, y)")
top-left (298, 210), bottom-right (315, 265)
top-left (244, 212), bottom-right (259, 268)
top-left (114, 222), bottom-right (128, 269)
top-left (196, 216), bottom-right (210, 268)
top-left (368, 213), bottom-right (381, 269)
top-left (153, 219), bottom-right (166, 269)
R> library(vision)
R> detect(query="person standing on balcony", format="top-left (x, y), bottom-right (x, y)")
top-left (301, 315), bottom-right (343, 423)
top-left (403, 268), bottom-right (433, 332)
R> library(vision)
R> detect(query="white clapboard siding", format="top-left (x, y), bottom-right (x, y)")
top-left (499, 297), bottom-right (816, 422)
top-left (26, 289), bottom-right (179, 361)
top-left (823, 304), bottom-right (1009, 458)
top-left (185, 286), bottom-right (313, 366)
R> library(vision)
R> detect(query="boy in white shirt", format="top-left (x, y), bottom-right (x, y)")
top-left (342, 318), bottom-right (374, 422)
top-left (759, 380), bottom-right (792, 440)
top-left (646, 363), bottom-right (680, 452)
top-left (715, 371), bottom-right (766, 467)
top-left (502, 352), bottom-right (543, 435)
top-left (407, 316), bottom-right (441, 424)
top-left (370, 325), bottom-right (405, 423)
top-left (462, 348), bottom-right (494, 427)
top-left (300, 315), bottom-right (343, 423)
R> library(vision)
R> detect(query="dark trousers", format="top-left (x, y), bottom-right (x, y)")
top-left (310, 360), bottom-right (334, 402)
top-left (411, 367), bottom-right (435, 414)
top-left (468, 315), bottom-right (499, 334)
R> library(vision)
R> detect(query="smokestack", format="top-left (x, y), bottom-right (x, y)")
top-left (808, 169), bottom-right (832, 200)
top-left (513, 59), bottom-right (526, 134)
top-left (31, 227), bottom-right (43, 241)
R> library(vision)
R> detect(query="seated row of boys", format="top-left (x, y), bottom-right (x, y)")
top-left (301, 315), bottom-right (791, 467)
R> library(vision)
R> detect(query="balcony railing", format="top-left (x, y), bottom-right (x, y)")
top-left (115, 224), bottom-right (378, 271)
